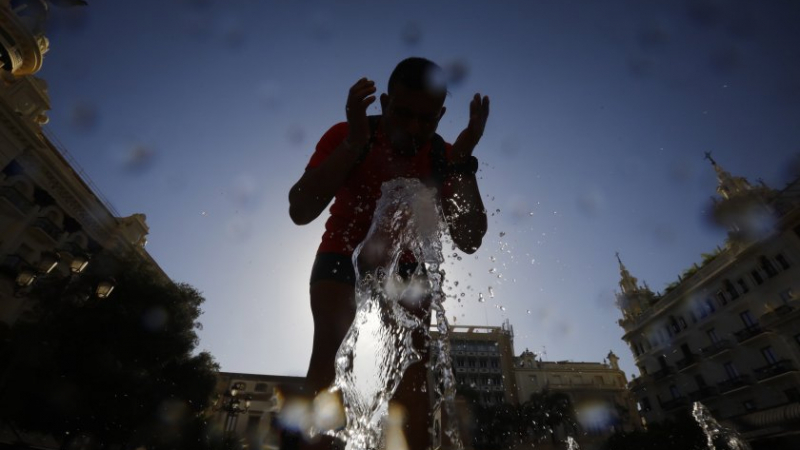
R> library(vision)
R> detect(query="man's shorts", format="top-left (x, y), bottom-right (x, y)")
top-left (310, 252), bottom-right (422, 287)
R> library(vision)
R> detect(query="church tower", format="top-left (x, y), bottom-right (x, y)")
top-left (614, 253), bottom-right (655, 325)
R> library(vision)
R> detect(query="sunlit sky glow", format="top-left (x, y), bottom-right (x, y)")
top-left (37, 0), bottom-right (800, 378)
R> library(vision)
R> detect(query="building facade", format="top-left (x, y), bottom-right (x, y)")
top-left (0, 0), bottom-right (158, 328)
top-left (211, 372), bottom-right (305, 450)
top-left (616, 158), bottom-right (800, 445)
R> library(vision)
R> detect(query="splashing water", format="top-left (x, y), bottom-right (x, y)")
top-left (565, 436), bottom-right (580, 450)
top-left (331, 179), bottom-right (463, 450)
top-left (692, 402), bottom-right (752, 450)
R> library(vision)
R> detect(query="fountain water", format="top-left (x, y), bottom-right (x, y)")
top-left (692, 402), bottom-right (752, 450)
top-left (331, 178), bottom-right (463, 450)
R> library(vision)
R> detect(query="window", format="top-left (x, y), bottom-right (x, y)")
top-left (669, 385), bottom-right (681, 399)
top-left (785, 388), bottom-right (800, 402)
top-left (639, 397), bottom-right (652, 412)
top-left (775, 253), bottom-right (791, 270)
top-left (716, 290), bottom-right (728, 305)
top-left (760, 346), bottom-right (778, 365)
top-left (490, 358), bottom-right (499, 368)
top-left (742, 400), bottom-right (756, 412)
top-left (724, 280), bottom-right (739, 300)
top-left (761, 256), bottom-right (778, 278)
top-left (779, 289), bottom-right (794, 303)
top-left (479, 358), bottom-right (487, 368)
top-left (678, 317), bottom-right (687, 329)
top-left (254, 383), bottom-right (269, 392)
top-left (595, 375), bottom-right (604, 385)
top-left (705, 299), bottom-right (716, 314)
top-left (751, 270), bottom-right (764, 285)
top-left (724, 362), bottom-right (740, 380)
top-left (737, 278), bottom-right (749, 294)
top-left (468, 358), bottom-right (476, 368)
top-left (740, 310), bottom-right (757, 328)
top-left (456, 357), bottom-right (465, 367)
top-left (694, 374), bottom-right (707, 388)
top-left (707, 328), bottom-right (720, 343)
top-left (246, 415), bottom-right (261, 433)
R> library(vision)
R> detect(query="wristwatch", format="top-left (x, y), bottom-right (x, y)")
top-left (447, 156), bottom-right (479, 175)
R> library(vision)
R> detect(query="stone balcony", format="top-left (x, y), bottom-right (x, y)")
top-left (676, 354), bottom-right (699, 372)
top-left (734, 325), bottom-right (768, 343)
top-left (754, 359), bottom-right (797, 382)
top-left (717, 374), bottom-right (754, 394)
top-left (700, 339), bottom-right (733, 358)
top-left (0, 185), bottom-right (34, 215)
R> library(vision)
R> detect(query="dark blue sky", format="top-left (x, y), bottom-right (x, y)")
top-left (37, 0), bottom-right (800, 377)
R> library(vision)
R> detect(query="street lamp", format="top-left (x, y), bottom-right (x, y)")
top-left (214, 382), bottom-right (252, 438)
top-left (36, 252), bottom-right (60, 275)
top-left (95, 278), bottom-right (115, 299)
top-left (68, 254), bottom-right (90, 274)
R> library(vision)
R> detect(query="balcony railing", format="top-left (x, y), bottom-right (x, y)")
top-left (687, 386), bottom-right (718, 401)
top-left (0, 186), bottom-right (34, 214)
top-left (676, 354), bottom-right (699, 371)
top-left (700, 339), bottom-right (732, 357)
top-left (629, 376), bottom-right (649, 391)
top-left (734, 325), bottom-right (767, 343)
top-left (32, 217), bottom-right (62, 242)
top-left (717, 375), bottom-right (753, 394)
top-left (754, 359), bottom-right (797, 382)
top-left (661, 396), bottom-right (689, 411)
top-left (653, 367), bottom-right (674, 381)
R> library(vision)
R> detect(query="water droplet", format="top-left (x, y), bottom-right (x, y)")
top-left (527, 310), bottom-right (531, 314)
top-left (488, 268), bottom-right (496, 274)
top-left (478, 293), bottom-right (485, 303)
top-left (499, 231), bottom-right (506, 237)
top-left (488, 287), bottom-right (495, 298)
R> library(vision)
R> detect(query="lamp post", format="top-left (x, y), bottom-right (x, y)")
top-left (214, 382), bottom-right (252, 438)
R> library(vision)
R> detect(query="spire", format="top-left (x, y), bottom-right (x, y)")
top-left (705, 151), bottom-right (754, 200)
top-left (616, 252), bottom-right (639, 295)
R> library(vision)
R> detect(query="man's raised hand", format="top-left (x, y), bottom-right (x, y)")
top-left (345, 77), bottom-right (377, 148)
top-left (452, 93), bottom-right (490, 162)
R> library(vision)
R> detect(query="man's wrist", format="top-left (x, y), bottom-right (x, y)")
top-left (446, 155), bottom-right (479, 176)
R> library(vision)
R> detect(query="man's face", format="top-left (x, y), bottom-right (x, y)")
top-left (380, 84), bottom-right (446, 155)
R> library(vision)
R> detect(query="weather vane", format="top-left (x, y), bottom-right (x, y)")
top-left (704, 151), bottom-right (716, 166)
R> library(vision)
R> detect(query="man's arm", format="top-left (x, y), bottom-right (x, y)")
top-left (288, 78), bottom-right (377, 225)
top-left (442, 172), bottom-right (487, 253)
top-left (442, 93), bottom-right (490, 253)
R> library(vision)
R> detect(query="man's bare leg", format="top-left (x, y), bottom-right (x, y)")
top-left (297, 280), bottom-right (356, 450)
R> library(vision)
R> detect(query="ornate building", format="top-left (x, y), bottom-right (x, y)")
top-left (616, 156), bottom-right (800, 446)
top-left (0, 0), bottom-right (161, 326)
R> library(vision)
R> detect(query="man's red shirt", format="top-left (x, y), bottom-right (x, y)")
top-left (307, 121), bottom-right (453, 256)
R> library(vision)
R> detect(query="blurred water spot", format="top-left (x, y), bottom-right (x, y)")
top-left (444, 59), bottom-right (469, 87)
top-left (684, 0), bottom-right (721, 29)
top-left (668, 158), bottom-right (697, 183)
top-left (636, 24), bottom-right (669, 51)
top-left (69, 101), bottom-right (99, 134)
top-left (555, 321), bottom-right (573, 337)
top-left (595, 290), bottom-right (615, 311)
top-left (708, 46), bottom-right (741, 75)
top-left (257, 80), bottom-right (283, 109)
top-left (500, 136), bottom-right (521, 157)
top-left (226, 216), bottom-right (253, 242)
top-left (46, 4), bottom-right (89, 36)
top-left (229, 174), bottom-right (260, 209)
top-left (505, 195), bottom-right (532, 223)
top-left (401, 21), bottom-right (422, 46)
top-left (118, 143), bottom-right (157, 174)
top-left (575, 188), bottom-right (605, 218)
top-left (781, 154), bottom-right (800, 183)
top-left (219, 15), bottom-right (246, 49)
top-left (158, 398), bottom-right (189, 426)
top-left (287, 124), bottom-right (306, 146)
top-left (642, 221), bottom-right (677, 245)
top-left (308, 10), bottom-right (334, 41)
top-left (143, 306), bottom-right (169, 332)
top-left (536, 306), bottom-right (552, 324)
top-left (627, 56), bottom-right (654, 79)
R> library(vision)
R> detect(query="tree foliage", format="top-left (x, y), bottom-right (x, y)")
top-left (601, 410), bottom-right (707, 450)
top-left (0, 252), bottom-right (226, 449)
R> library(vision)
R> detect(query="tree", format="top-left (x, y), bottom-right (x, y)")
top-left (0, 251), bottom-right (225, 449)
top-left (524, 389), bottom-right (579, 445)
top-left (601, 410), bottom-right (706, 450)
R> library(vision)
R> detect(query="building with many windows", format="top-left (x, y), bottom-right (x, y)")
top-left (616, 157), bottom-right (800, 446)
top-left (0, 0), bottom-right (159, 327)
